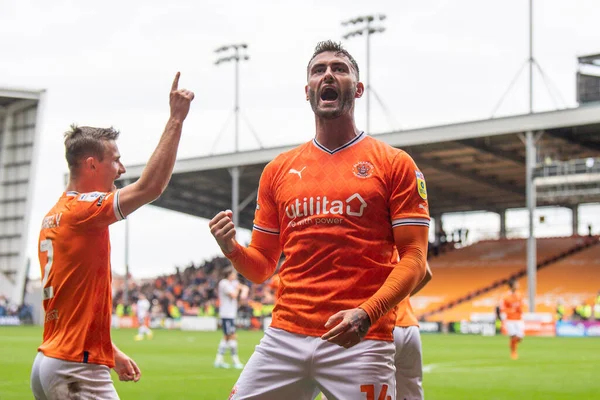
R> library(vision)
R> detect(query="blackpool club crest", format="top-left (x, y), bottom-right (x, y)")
top-left (353, 161), bottom-right (374, 179)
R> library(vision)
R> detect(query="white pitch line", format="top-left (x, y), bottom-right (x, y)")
top-left (149, 375), bottom-right (236, 382)
top-left (423, 359), bottom-right (505, 373)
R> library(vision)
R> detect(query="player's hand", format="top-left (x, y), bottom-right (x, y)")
top-left (209, 210), bottom-right (237, 254)
top-left (113, 349), bottom-right (141, 382)
top-left (321, 308), bottom-right (371, 349)
top-left (169, 72), bottom-right (194, 122)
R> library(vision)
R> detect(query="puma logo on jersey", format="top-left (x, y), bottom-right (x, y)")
top-left (288, 167), bottom-right (306, 179)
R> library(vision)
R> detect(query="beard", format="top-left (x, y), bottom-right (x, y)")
top-left (308, 85), bottom-right (355, 119)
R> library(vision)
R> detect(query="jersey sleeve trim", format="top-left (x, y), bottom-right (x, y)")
top-left (252, 224), bottom-right (280, 235)
top-left (114, 190), bottom-right (125, 221)
top-left (392, 217), bottom-right (430, 228)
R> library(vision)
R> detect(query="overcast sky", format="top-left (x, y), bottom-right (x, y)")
top-left (2, 0), bottom-right (599, 279)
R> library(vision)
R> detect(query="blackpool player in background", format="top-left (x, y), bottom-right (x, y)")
top-left (210, 40), bottom-right (429, 399)
top-left (323, 262), bottom-right (432, 400)
top-left (394, 262), bottom-right (432, 400)
top-left (501, 279), bottom-right (524, 360)
top-left (214, 267), bottom-right (249, 369)
top-left (31, 73), bottom-right (194, 400)
top-left (134, 293), bottom-right (153, 341)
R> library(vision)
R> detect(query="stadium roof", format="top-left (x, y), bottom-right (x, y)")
top-left (0, 88), bottom-right (43, 111)
top-left (117, 103), bottom-right (600, 230)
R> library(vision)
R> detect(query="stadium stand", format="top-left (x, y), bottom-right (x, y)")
top-left (113, 235), bottom-right (599, 327)
top-left (415, 236), bottom-right (600, 322)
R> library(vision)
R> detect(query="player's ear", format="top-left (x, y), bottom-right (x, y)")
top-left (84, 156), bottom-right (96, 171)
top-left (305, 85), bottom-right (309, 101)
top-left (355, 82), bottom-right (364, 98)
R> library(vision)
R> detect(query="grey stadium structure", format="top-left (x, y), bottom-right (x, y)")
top-left (0, 88), bottom-right (45, 304)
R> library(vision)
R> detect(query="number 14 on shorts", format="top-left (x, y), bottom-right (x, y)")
top-left (360, 384), bottom-right (391, 400)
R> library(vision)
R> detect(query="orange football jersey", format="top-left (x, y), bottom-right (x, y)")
top-left (395, 297), bottom-right (419, 327)
top-left (37, 190), bottom-right (125, 367)
top-left (390, 247), bottom-right (420, 328)
top-left (502, 290), bottom-right (523, 321)
top-left (253, 133), bottom-right (430, 341)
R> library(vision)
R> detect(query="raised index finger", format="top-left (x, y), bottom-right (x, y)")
top-left (171, 72), bottom-right (180, 91)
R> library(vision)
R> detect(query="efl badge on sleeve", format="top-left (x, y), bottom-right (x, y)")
top-left (415, 171), bottom-right (427, 200)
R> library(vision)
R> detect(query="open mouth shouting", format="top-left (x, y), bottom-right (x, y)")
top-left (320, 86), bottom-right (339, 104)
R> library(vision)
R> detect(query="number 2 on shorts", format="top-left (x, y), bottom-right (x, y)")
top-left (360, 384), bottom-right (391, 400)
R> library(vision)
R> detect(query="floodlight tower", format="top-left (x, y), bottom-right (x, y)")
top-left (342, 14), bottom-right (386, 134)
top-left (492, 1), bottom-right (543, 312)
top-left (215, 43), bottom-right (250, 154)
top-left (215, 44), bottom-right (250, 229)
top-left (525, 0), bottom-right (537, 312)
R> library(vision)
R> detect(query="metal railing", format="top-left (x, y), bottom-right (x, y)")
top-left (535, 157), bottom-right (600, 178)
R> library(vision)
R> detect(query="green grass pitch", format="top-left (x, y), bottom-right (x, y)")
top-left (1, 326), bottom-right (599, 399)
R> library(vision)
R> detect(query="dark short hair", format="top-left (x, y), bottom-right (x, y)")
top-left (307, 40), bottom-right (360, 79)
top-left (222, 266), bottom-right (235, 279)
top-left (64, 124), bottom-right (119, 174)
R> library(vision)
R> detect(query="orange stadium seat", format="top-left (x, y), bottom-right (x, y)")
top-left (413, 236), bottom-right (600, 322)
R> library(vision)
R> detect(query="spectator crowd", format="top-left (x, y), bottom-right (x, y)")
top-left (112, 256), bottom-right (278, 328)
top-left (0, 295), bottom-right (34, 323)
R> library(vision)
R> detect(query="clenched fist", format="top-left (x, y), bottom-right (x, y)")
top-left (209, 210), bottom-right (237, 254)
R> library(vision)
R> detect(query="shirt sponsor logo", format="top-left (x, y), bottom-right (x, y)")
top-left (45, 309), bottom-right (59, 323)
top-left (285, 193), bottom-right (367, 219)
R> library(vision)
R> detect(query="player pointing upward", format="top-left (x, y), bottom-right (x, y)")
top-left (31, 73), bottom-right (194, 400)
top-left (210, 40), bottom-right (429, 400)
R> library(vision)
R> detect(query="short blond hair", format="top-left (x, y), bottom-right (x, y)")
top-left (64, 124), bottom-right (120, 174)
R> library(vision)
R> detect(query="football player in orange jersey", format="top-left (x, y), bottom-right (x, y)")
top-left (324, 262), bottom-right (432, 400)
top-left (501, 279), bottom-right (524, 360)
top-left (393, 262), bottom-right (432, 400)
top-left (210, 40), bottom-right (429, 400)
top-left (31, 73), bottom-right (194, 400)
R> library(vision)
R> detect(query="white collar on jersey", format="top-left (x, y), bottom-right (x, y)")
top-left (312, 131), bottom-right (366, 155)
top-left (66, 191), bottom-right (79, 196)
